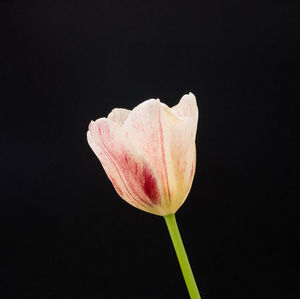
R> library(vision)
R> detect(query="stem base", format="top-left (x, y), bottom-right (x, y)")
top-left (164, 213), bottom-right (201, 299)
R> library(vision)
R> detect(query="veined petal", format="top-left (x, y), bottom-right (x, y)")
top-left (107, 108), bottom-right (131, 126)
top-left (123, 95), bottom-right (198, 214)
top-left (87, 119), bottom-right (164, 215)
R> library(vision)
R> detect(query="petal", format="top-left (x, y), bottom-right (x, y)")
top-left (123, 96), bottom-right (198, 214)
top-left (107, 108), bottom-right (131, 126)
top-left (160, 105), bottom-right (197, 211)
top-left (171, 92), bottom-right (198, 125)
top-left (87, 118), bottom-right (164, 215)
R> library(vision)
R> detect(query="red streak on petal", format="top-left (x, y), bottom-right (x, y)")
top-left (124, 154), bottom-right (128, 163)
top-left (96, 122), bottom-right (162, 209)
top-left (97, 126), bottom-right (149, 209)
top-left (142, 167), bottom-right (160, 205)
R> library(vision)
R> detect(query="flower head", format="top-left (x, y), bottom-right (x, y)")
top-left (87, 93), bottom-right (198, 216)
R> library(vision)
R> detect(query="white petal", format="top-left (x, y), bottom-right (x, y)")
top-left (171, 92), bottom-right (198, 125)
top-left (107, 108), bottom-right (131, 126)
top-left (161, 104), bottom-right (197, 211)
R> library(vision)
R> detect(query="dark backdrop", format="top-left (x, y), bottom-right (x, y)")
top-left (1, 1), bottom-right (299, 298)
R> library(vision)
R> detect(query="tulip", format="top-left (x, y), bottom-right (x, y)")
top-left (87, 93), bottom-right (201, 298)
top-left (87, 92), bottom-right (198, 216)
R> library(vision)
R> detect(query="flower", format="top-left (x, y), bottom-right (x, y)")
top-left (87, 93), bottom-right (198, 216)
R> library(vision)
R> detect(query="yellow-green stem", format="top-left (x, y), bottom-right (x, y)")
top-left (164, 213), bottom-right (201, 299)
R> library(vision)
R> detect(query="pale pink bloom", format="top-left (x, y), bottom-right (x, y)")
top-left (87, 93), bottom-right (198, 216)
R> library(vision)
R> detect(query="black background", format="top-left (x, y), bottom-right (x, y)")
top-left (1, 1), bottom-right (299, 298)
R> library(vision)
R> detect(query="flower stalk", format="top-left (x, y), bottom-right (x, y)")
top-left (164, 213), bottom-right (201, 299)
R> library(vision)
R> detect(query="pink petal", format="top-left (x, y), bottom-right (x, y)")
top-left (87, 119), bottom-right (163, 215)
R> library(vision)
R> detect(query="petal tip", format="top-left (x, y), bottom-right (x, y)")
top-left (182, 92), bottom-right (196, 102)
top-left (188, 91), bottom-right (196, 98)
top-left (88, 120), bottom-right (95, 132)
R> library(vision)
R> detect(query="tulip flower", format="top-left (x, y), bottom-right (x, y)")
top-left (87, 93), bottom-right (201, 298)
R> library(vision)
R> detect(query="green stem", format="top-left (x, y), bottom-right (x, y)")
top-left (164, 213), bottom-right (201, 299)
